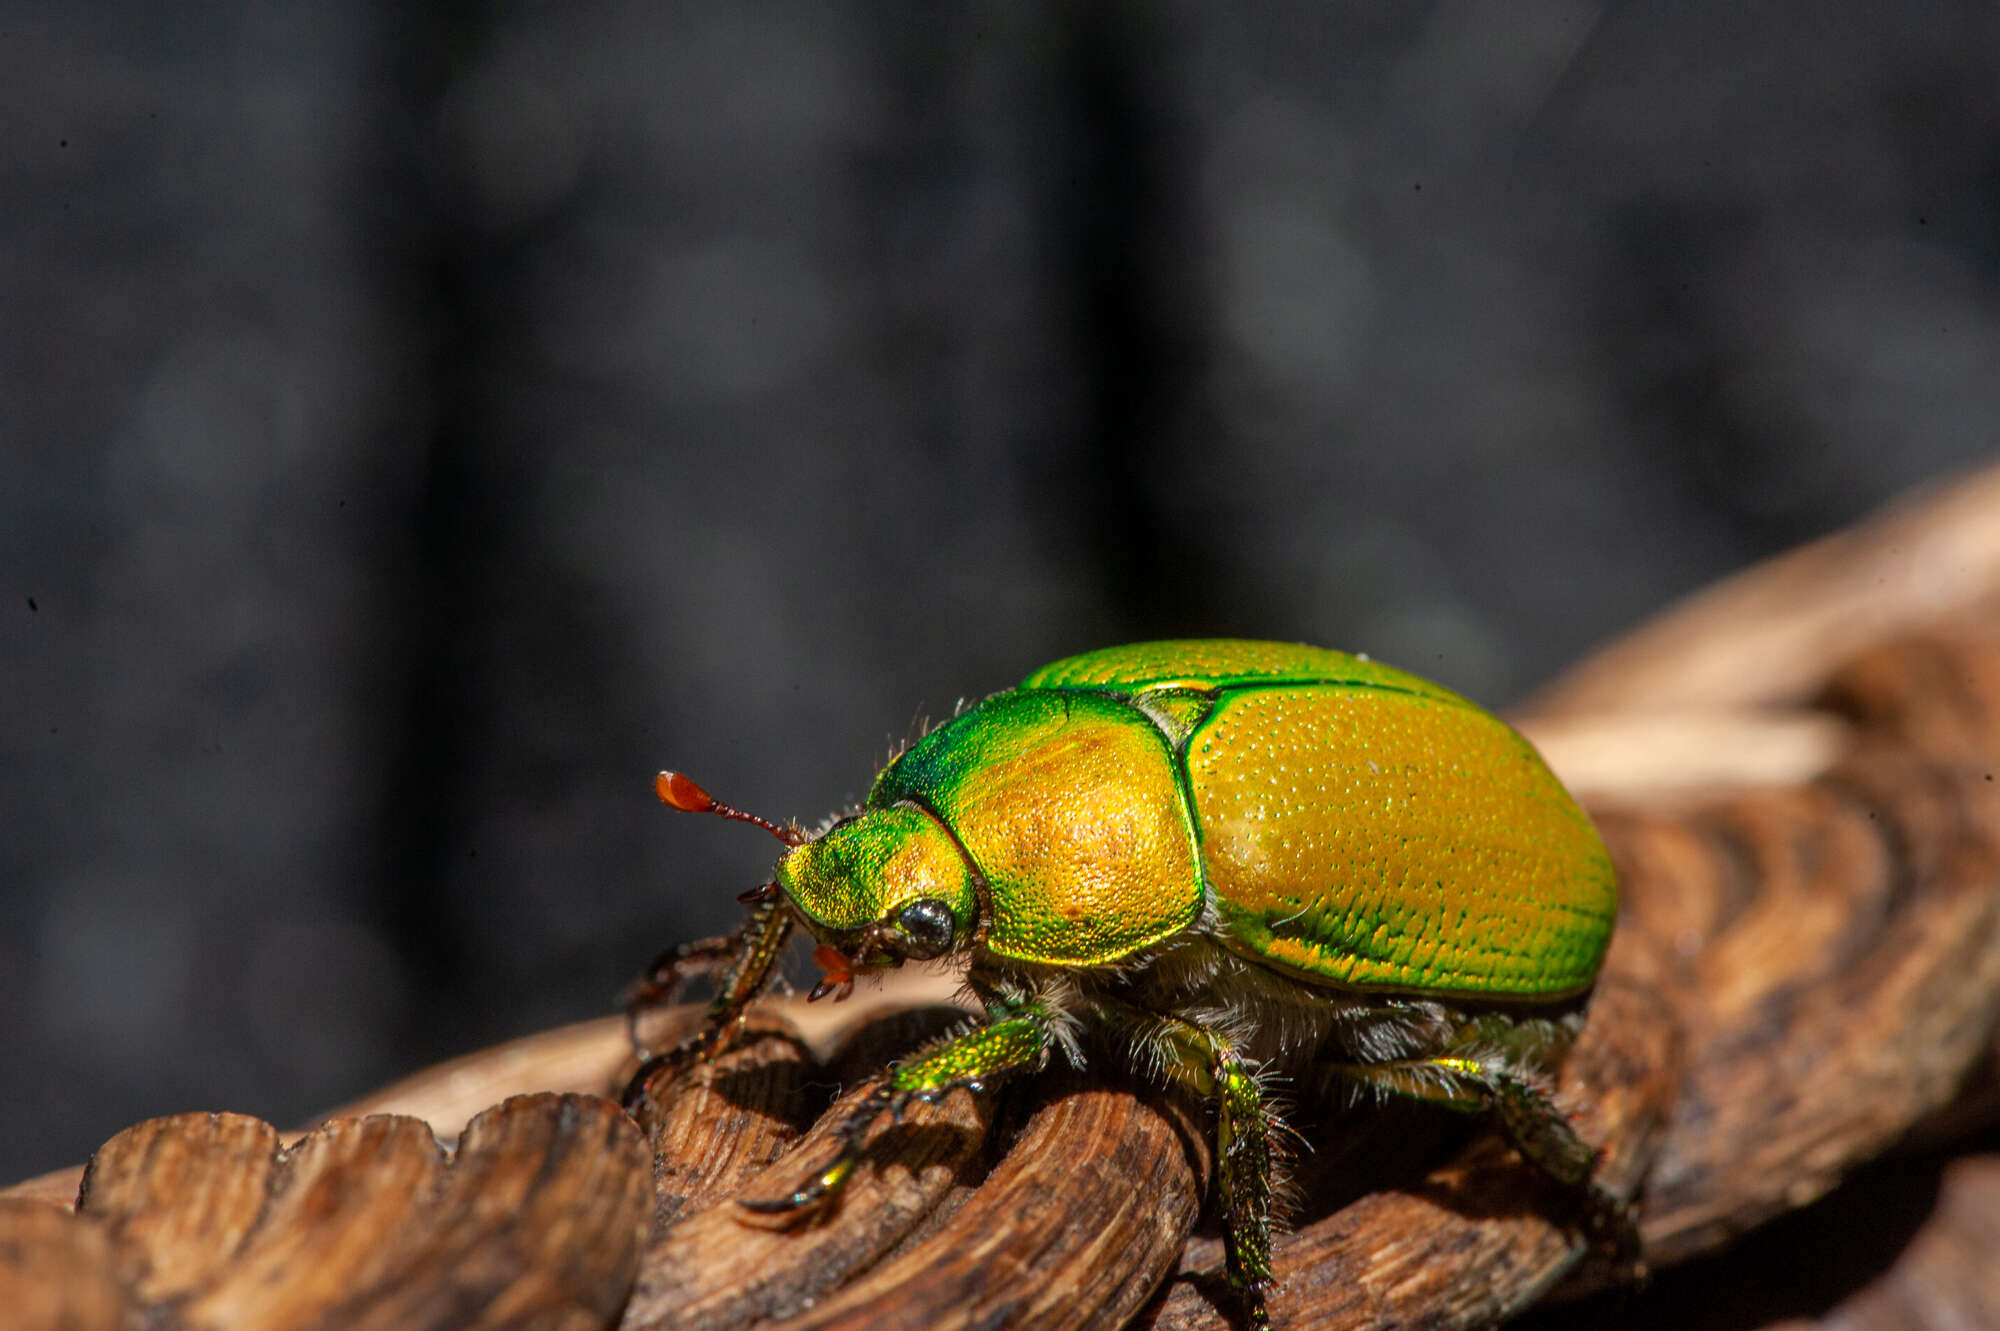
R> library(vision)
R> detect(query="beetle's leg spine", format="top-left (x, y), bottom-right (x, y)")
top-left (621, 898), bottom-right (794, 1111)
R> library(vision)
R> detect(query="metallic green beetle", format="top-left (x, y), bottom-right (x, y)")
top-left (627, 640), bottom-right (1619, 1329)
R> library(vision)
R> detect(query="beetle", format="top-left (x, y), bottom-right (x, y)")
top-left (625, 639), bottom-right (1620, 1329)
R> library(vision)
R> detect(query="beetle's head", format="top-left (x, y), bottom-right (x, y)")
top-left (652, 771), bottom-right (977, 1003)
top-left (777, 805), bottom-right (979, 998)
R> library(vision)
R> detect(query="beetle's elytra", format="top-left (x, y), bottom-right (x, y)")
top-left (627, 640), bottom-right (1620, 1330)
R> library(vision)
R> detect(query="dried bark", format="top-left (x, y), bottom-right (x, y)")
top-left (3, 1096), bottom-right (650, 1331)
top-left (11, 468), bottom-right (2000, 1330)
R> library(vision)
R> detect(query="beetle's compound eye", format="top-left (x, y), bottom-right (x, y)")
top-left (893, 897), bottom-right (955, 960)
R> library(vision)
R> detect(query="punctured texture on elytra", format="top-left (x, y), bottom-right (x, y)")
top-left (1190, 684), bottom-right (1614, 996)
top-left (1024, 639), bottom-right (1617, 997)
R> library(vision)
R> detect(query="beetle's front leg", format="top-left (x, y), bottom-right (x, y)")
top-left (741, 985), bottom-right (1060, 1215)
top-left (624, 934), bottom-right (747, 1054)
top-left (621, 897), bottom-right (795, 1111)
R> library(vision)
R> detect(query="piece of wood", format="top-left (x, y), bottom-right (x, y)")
top-left (322, 1095), bottom-right (649, 1331)
top-left (3, 1165), bottom-right (88, 1210)
top-left (178, 1115), bottom-right (449, 1330)
top-left (79, 1111), bottom-right (281, 1302)
top-left (1593, 634), bottom-right (2000, 1271)
top-left (765, 1077), bottom-right (1205, 1331)
top-left (15, 466), bottom-right (2000, 1329)
top-left (0, 1199), bottom-right (130, 1331)
top-left (626, 1014), bottom-right (818, 1229)
top-left (48, 1095), bottom-right (650, 1331)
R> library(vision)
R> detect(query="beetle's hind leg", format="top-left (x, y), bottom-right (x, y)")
top-left (1328, 1012), bottom-right (1636, 1262)
top-left (1334, 1056), bottom-right (1597, 1182)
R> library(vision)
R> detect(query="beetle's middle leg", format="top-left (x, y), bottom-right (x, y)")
top-left (741, 981), bottom-right (1063, 1215)
top-left (1325, 1005), bottom-right (1595, 1179)
top-left (1094, 1000), bottom-right (1282, 1331)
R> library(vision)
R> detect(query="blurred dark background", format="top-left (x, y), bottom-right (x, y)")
top-left (4, 2), bottom-right (1999, 1183)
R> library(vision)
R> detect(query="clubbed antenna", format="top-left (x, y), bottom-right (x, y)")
top-left (655, 770), bottom-right (806, 847)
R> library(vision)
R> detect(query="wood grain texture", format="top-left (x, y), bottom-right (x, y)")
top-left (1591, 638), bottom-right (2000, 1271)
top-left (762, 1075), bottom-right (1205, 1331)
top-left (79, 1111), bottom-right (281, 1302)
top-left (624, 1054), bottom-right (993, 1331)
top-left (53, 1095), bottom-right (649, 1331)
top-left (179, 1114), bottom-right (449, 1330)
top-left (0, 1199), bottom-right (130, 1331)
top-left (627, 1015), bottom-right (817, 1229)
top-left (325, 1095), bottom-right (648, 1331)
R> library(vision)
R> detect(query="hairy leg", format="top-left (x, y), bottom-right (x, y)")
top-left (743, 981), bottom-right (1065, 1214)
top-left (621, 897), bottom-right (795, 1109)
top-left (624, 935), bottom-right (745, 1053)
top-left (1329, 1008), bottom-right (1633, 1256)
top-left (1097, 999), bottom-right (1281, 1331)
top-left (1333, 1055), bottom-right (1598, 1183)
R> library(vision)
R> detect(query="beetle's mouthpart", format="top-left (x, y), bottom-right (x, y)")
top-left (808, 944), bottom-right (861, 1002)
top-left (655, 770), bottom-right (806, 847)
top-left (806, 923), bottom-right (913, 1001)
